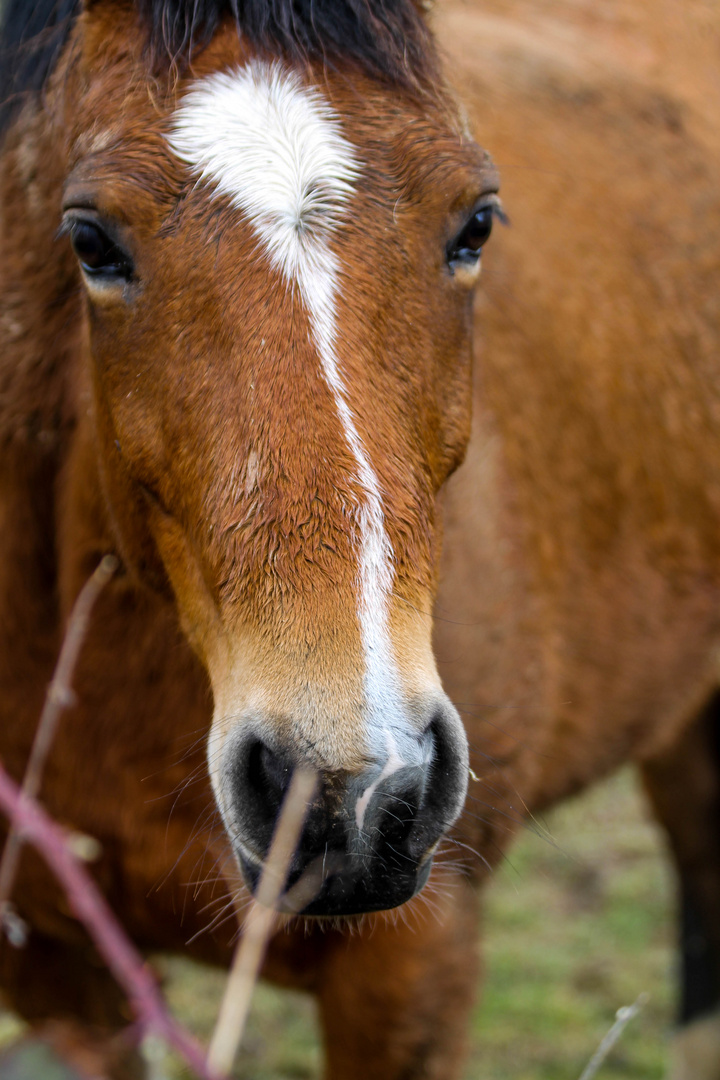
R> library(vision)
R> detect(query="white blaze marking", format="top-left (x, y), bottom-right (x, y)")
top-left (169, 62), bottom-right (414, 757)
top-left (355, 730), bottom-right (406, 830)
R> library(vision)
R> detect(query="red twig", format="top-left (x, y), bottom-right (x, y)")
top-left (0, 554), bottom-right (118, 921)
top-left (0, 763), bottom-right (227, 1080)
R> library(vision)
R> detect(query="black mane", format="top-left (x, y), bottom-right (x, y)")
top-left (0, 0), bottom-right (80, 135)
top-left (1, 0), bottom-right (437, 137)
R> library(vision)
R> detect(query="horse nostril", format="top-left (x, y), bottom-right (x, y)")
top-left (245, 739), bottom-right (293, 831)
top-left (408, 703), bottom-right (469, 849)
top-left (377, 784), bottom-right (420, 847)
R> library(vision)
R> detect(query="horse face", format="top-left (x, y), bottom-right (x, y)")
top-left (64, 15), bottom-right (498, 914)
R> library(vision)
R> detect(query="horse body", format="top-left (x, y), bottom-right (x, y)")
top-left (438, 0), bottom-right (720, 807)
top-left (1, 0), bottom-right (720, 1077)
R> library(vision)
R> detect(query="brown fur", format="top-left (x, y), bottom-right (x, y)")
top-left (1, 0), bottom-right (720, 1077)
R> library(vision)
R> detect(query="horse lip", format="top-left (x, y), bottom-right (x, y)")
top-left (293, 856), bottom-right (434, 917)
top-left (236, 849), bottom-right (344, 913)
top-left (236, 847), bottom-right (434, 917)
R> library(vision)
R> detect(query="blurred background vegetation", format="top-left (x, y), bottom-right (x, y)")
top-left (2, 765), bottom-right (672, 1079)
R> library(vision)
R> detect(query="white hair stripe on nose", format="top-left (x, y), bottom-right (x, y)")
top-left (168, 61), bottom-right (412, 756)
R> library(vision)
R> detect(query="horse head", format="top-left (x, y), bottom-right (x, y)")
top-left (55, 1), bottom-right (499, 915)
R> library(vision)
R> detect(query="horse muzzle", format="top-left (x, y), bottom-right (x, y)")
top-left (215, 700), bottom-right (468, 916)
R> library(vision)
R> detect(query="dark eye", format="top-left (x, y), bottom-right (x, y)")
top-left (68, 220), bottom-right (133, 280)
top-left (447, 204), bottom-right (498, 266)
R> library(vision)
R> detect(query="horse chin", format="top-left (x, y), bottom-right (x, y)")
top-left (237, 849), bottom-right (434, 918)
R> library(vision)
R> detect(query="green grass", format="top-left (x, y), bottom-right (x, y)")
top-left (466, 769), bottom-right (674, 1079)
top-left (157, 961), bottom-right (320, 1080)
top-left (0, 768), bottom-right (677, 1079)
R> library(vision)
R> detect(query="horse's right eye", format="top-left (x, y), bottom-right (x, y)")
top-left (68, 220), bottom-right (133, 280)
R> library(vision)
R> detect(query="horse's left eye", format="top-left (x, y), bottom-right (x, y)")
top-left (447, 205), bottom-right (496, 265)
top-left (67, 220), bottom-right (134, 280)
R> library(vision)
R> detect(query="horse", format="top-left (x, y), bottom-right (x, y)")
top-left (0, 0), bottom-right (719, 1077)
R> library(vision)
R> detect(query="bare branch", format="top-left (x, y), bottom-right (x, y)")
top-left (578, 994), bottom-right (649, 1080)
top-left (207, 767), bottom-right (317, 1076)
top-left (0, 551), bottom-right (317, 1079)
top-left (0, 762), bottom-right (226, 1080)
top-left (0, 554), bottom-right (118, 933)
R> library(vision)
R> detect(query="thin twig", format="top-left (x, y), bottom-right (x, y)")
top-left (0, 762), bottom-right (225, 1080)
top-left (577, 993), bottom-right (648, 1080)
top-left (0, 553), bottom-right (118, 934)
top-left (207, 768), bottom-right (318, 1076)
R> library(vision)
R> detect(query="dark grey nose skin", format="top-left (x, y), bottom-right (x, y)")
top-left (218, 703), bottom-right (468, 916)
